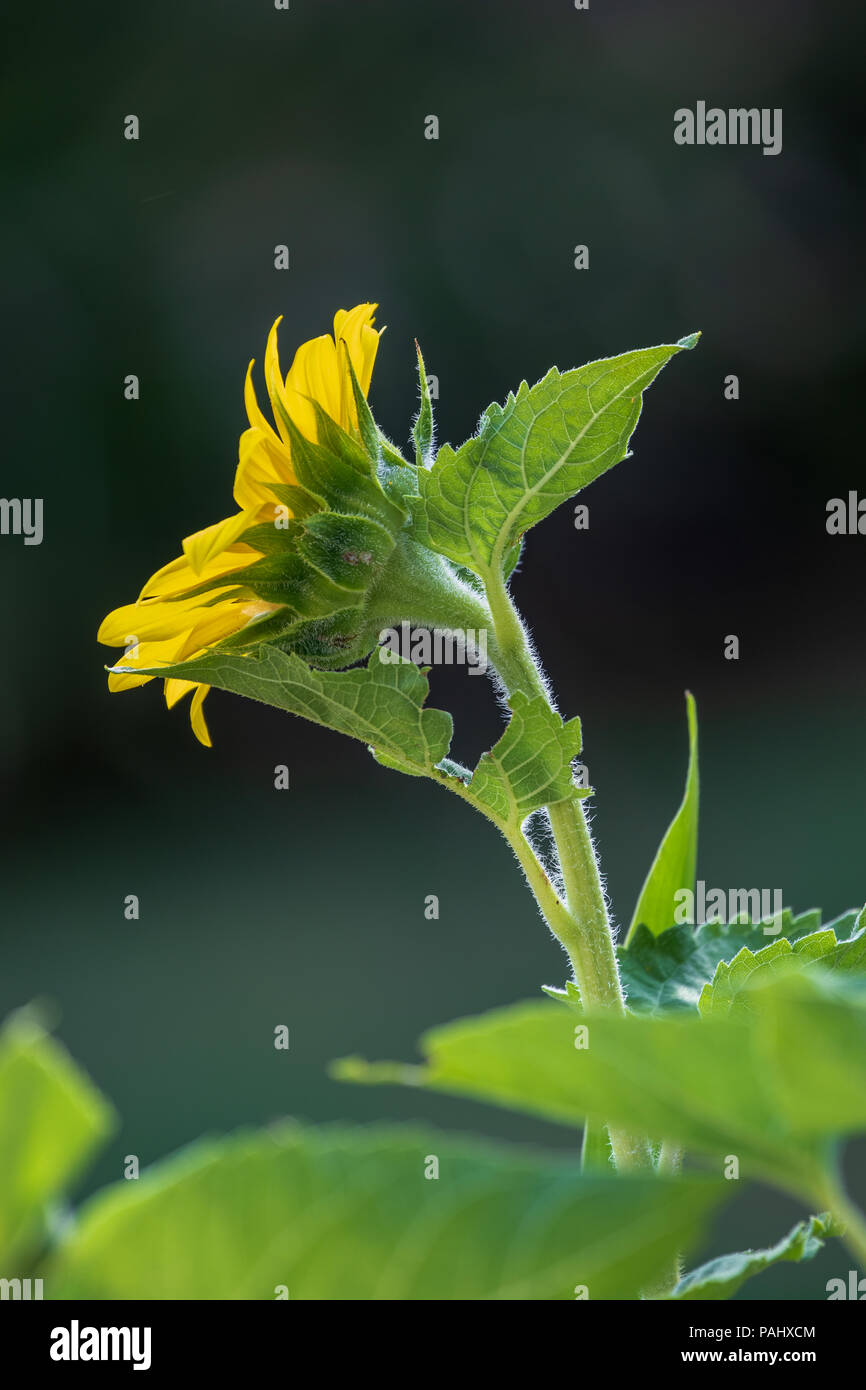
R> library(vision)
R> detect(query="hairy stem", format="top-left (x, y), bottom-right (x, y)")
top-left (581, 1122), bottom-right (612, 1171)
top-left (375, 542), bottom-right (652, 1170)
top-left (651, 1142), bottom-right (685, 1293)
top-left (547, 798), bottom-right (624, 1012)
top-left (483, 568), bottom-right (651, 1171)
top-left (657, 1142), bottom-right (683, 1175)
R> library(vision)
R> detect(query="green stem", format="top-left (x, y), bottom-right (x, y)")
top-left (657, 1141), bottom-right (683, 1177)
top-left (373, 542), bottom-right (651, 1170)
top-left (581, 1122), bottom-right (612, 1171)
top-left (483, 568), bottom-right (619, 1001)
top-left (497, 815), bottom-right (583, 948)
top-left (818, 1165), bottom-right (866, 1271)
top-left (483, 569), bottom-right (651, 1171)
top-left (368, 539), bottom-right (581, 955)
top-left (482, 568), bottom-right (632, 1013)
top-left (651, 1142), bottom-right (685, 1293)
top-left (481, 567), bottom-right (548, 701)
top-left (547, 798), bottom-right (624, 1013)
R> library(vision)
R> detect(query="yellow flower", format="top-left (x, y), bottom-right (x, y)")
top-left (234, 303), bottom-right (380, 511)
top-left (99, 305), bottom-right (381, 745)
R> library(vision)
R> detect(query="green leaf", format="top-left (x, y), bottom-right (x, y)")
top-left (412, 337), bottom-right (699, 582)
top-left (336, 972), bottom-right (866, 1194)
top-left (0, 1009), bottom-right (115, 1264)
top-left (699, 914), bottom-right (866, 1018)
top-left (334, 1002), bottom-right (587, 1129)
top-left (625, 692), bottom-right (699, 942)
top-left (465, 691), bottom-right (586, 828)
top-left (619, 907), bottom-right (866, 1016)
top-left (127, 648), bottom-right (452, 778)
top-left (672, 1213), bottom-right (835, 1301)
top-left (830, 903), bottom-right (866, 971)
top-left (46, 1123), bottom-right (721, 1300)
top-left (757, 971), bottom-right (866, 1137)
top-left (541, 979), bottom-right (583, 1011)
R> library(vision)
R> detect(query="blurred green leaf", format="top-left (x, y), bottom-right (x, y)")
top-left (336, 972), bottom-right (866, 1195)
top-left (758, 972), bottom-right (866, 1136)
top-left (626, 692), bottom-right (699, 943)
top-left (0, 1010), bottom-right (115, 1265)
top-left (412, 338), bottom-right (699, 581)
top-left (672, 1213), bottom-right (835, 1301)
top-left (334, 1002), bottom-right (585, 1127)
top-left (47, 1124), bottom-right (721, 1300)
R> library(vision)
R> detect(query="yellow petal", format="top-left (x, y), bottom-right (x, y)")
top-left (164, 676), bottom-right (198, 708)
top-left (333, 304), bottom-right (379, 427)
top-left (233, 425), bottom-right (296, 511)
top-left (174, 596), bottom-right (277, 660)
top-left (181, 510), bottom-right (259, 575)
top-left (139, 545), bottom-right (258, 601)
top-left (107, 668), bottom-right (153, 692)
top-left (333, 303), bottom-right (376, 334)
top-left (285, 334), bottom-right (342, 431)
top-left (244, 358), bottom-right (275, 437)
top-left (257, 306), bottom-right (380, 447)
top-left (233, 436), bottom-right (272, 510)
top-left (189, 684), bottom-right (212, 747)
top-left (334, 303), bottom-right (379, 394)
top-left (106, 634), bottom-right (194, 690)
top-left (161, 679), bottom-right (213, 747)
top-left (98, 597), bottom-right (205, 647)
top-left (264, 316), bottom-right (293, 444)
top-left (243, 360), bottom-right (295, 469)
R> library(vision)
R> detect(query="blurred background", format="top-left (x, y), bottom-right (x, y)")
top-left (1, 0), bottom-right (864, 1296)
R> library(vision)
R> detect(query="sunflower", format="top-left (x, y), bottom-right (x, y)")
top-left (98, 305), bottom-right (381, 745)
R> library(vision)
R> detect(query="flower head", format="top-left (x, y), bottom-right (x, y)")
top-left (98, 305), bottom-right (382, 745)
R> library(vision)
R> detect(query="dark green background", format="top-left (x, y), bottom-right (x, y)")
top-left (2, 0), bottom-right (864, 1297)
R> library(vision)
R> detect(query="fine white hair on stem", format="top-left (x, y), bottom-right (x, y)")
top-left (523, 808), bottom-right (563, 897)
top-left (579, 797), bottom-right (622, 946)
top-left (509, 591), bottom-right (558, 710)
